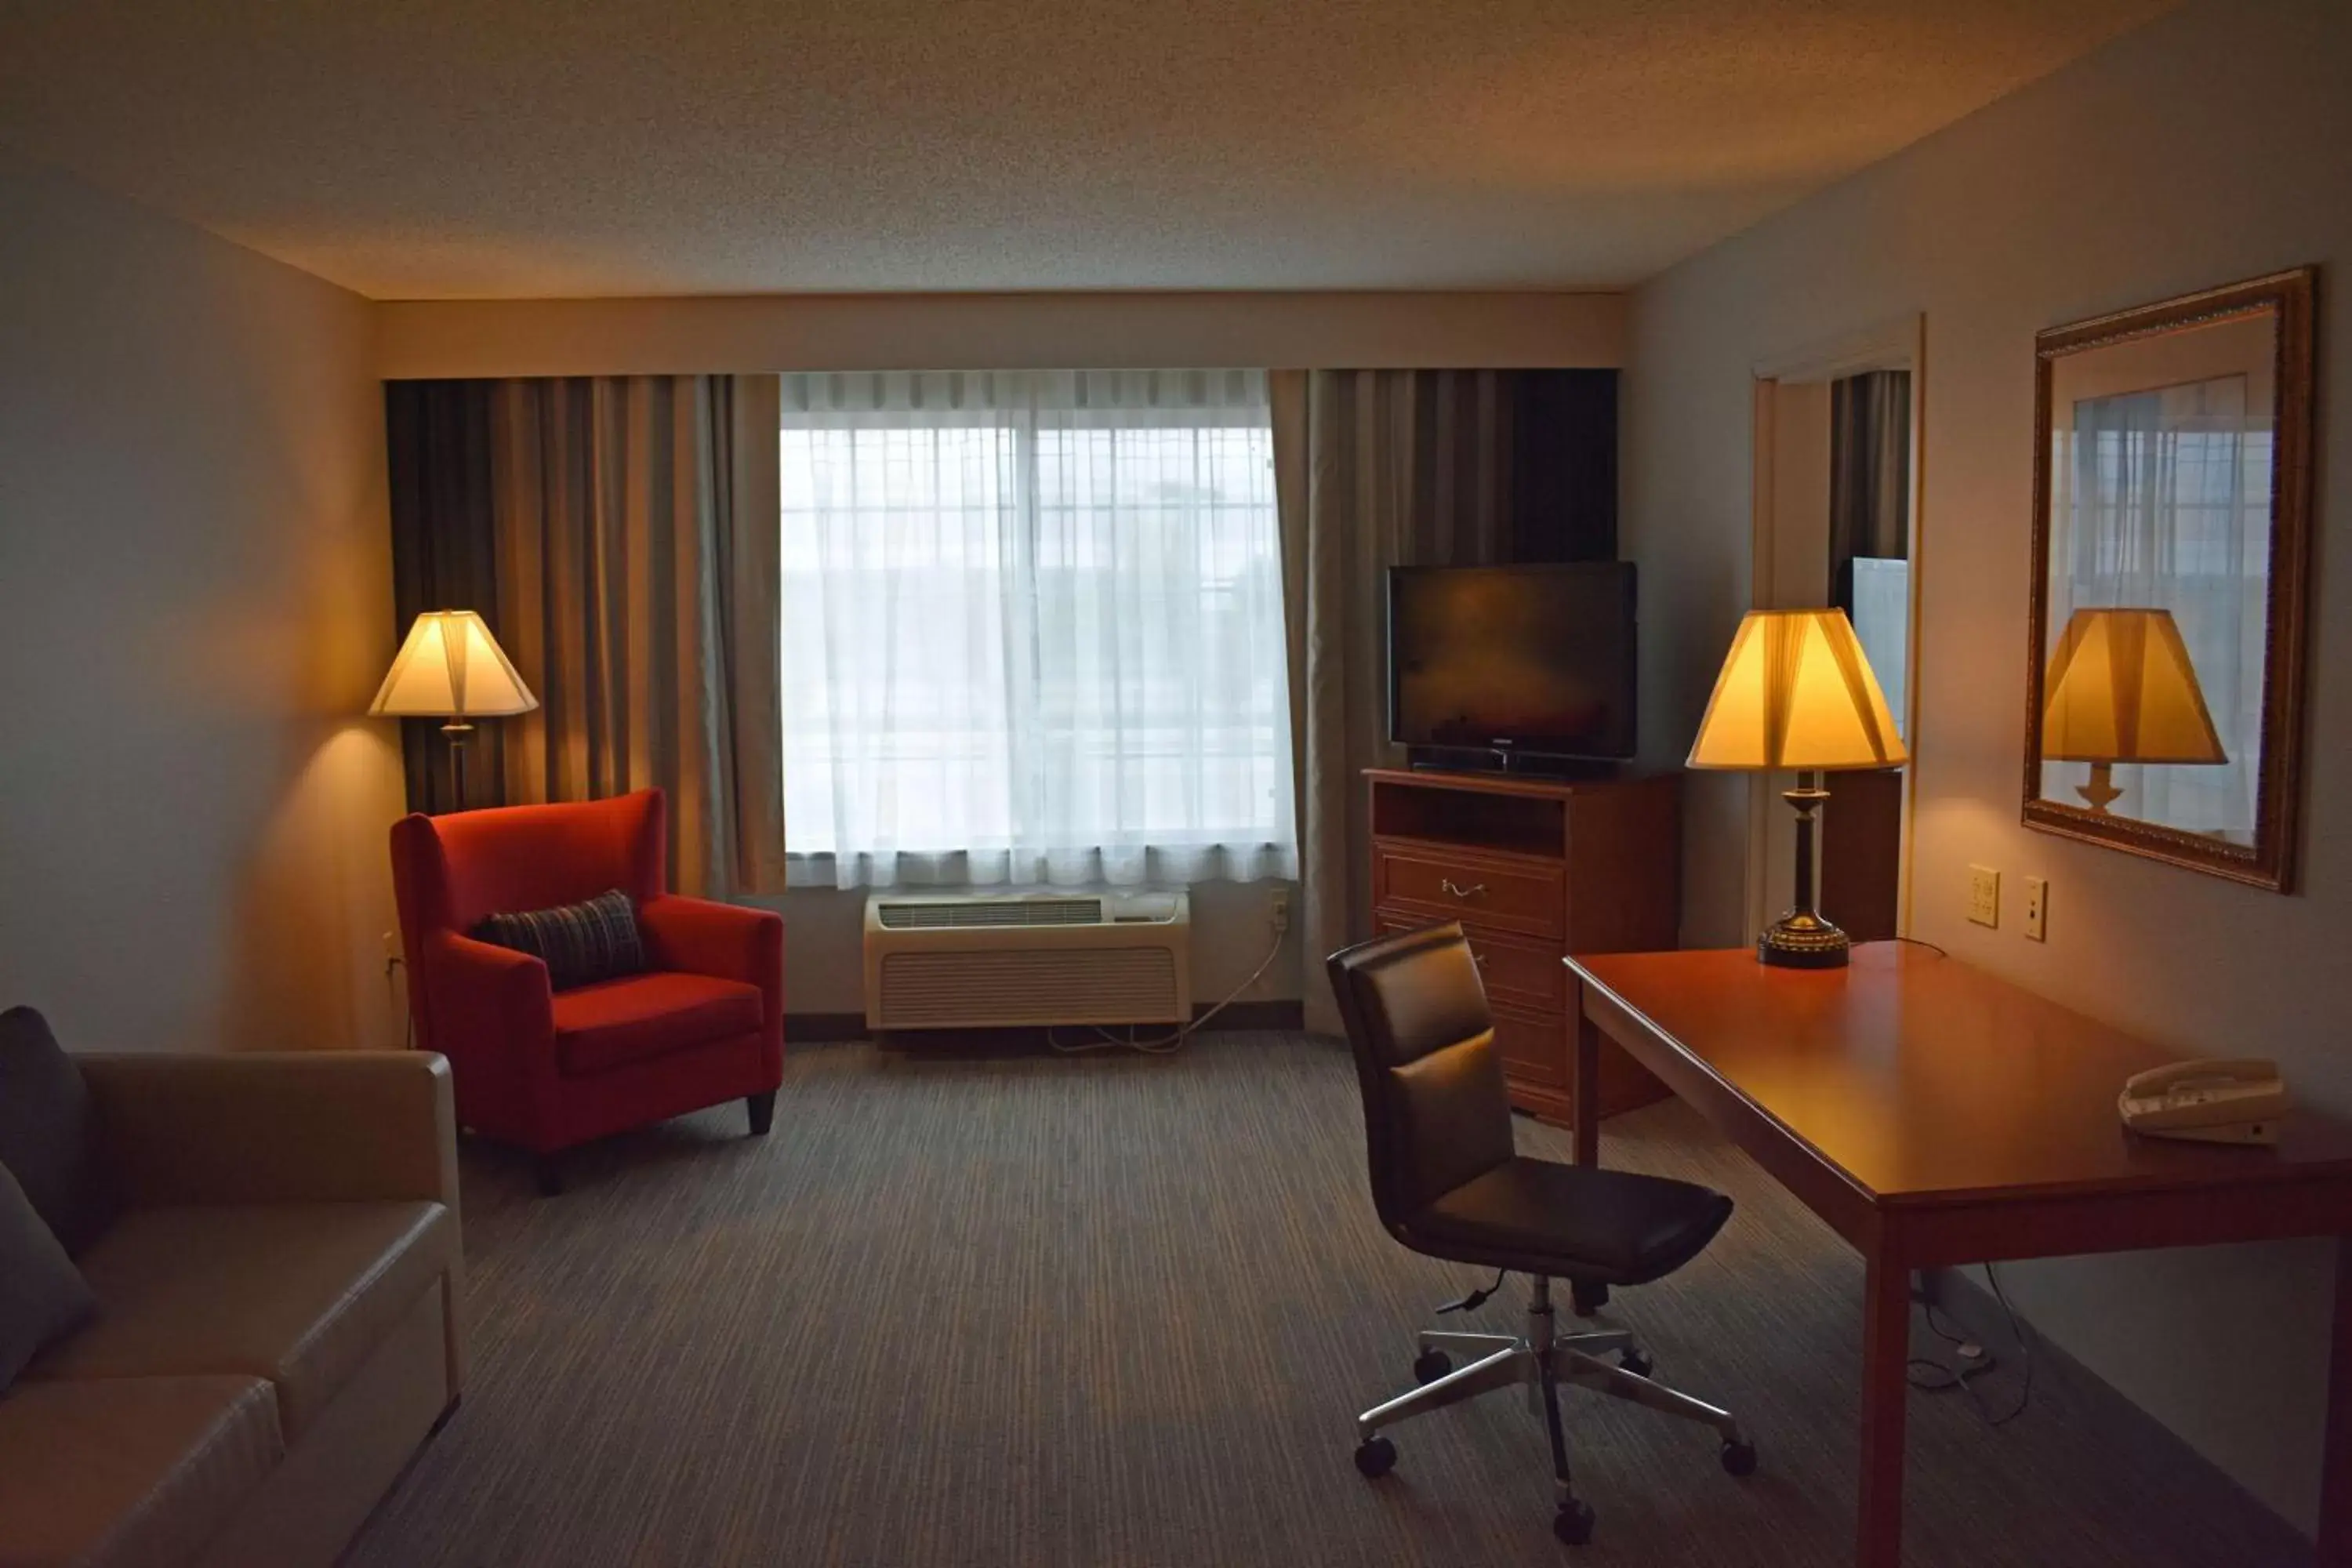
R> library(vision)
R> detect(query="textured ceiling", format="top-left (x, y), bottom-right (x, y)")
top-left (0, 0), bottom-right (2176, 299)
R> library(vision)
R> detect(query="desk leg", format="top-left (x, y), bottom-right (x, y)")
top-left (2319, 1235), bottom-right (2352, 1566)
top-left (1572, 1007), bottom-right (1600, 1169)
top-left (1857, 1246), bottom-right (1909, 1567)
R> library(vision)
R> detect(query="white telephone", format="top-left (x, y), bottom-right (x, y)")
top-left (2118, 1059), bottom-right (2290, 1145)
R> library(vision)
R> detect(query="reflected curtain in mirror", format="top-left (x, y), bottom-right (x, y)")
top-left (1829, 369), bottom-right (1911, 741)
top-left (2045, 376), bottom-right (2265, 837)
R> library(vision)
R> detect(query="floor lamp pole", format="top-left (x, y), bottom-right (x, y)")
top-left (441, 719), bottom-right (473, 812)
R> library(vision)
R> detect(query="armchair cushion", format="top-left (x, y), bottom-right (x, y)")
top-left (0, 1005), bottom-right (119, 1254)
top-left (554, 972), bottom-right (764, 1076)
top-left (475, 887), bottom-right (647, 991)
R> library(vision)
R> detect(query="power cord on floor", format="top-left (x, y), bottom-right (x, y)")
top-left (1047, 914), bottom-right (1289, 1057)
top-left (1436, 1269), bottom-right (1509, 1315)
top-left (1906, 1263), bottom-right (2034, 1427)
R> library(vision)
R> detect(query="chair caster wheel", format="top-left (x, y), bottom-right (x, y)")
top-left (1412, 1348), bottom-right (1453, 1385)
top-left (1721, 1439), bottom-right (1758, 1477)
top-left (1552, 1498), bottom-right (1596, 1544)
top-left (1617, 1348), bottom-right (1652, 1378)
top-left (1353, 1436), bottom-right (1396, 1479)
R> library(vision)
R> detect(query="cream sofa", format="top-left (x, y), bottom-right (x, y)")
top-left (0, 1051), bottom-right (463, 1568)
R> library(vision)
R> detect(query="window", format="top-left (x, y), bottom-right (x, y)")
top-left (779, 369), bottom-right (1297, 889)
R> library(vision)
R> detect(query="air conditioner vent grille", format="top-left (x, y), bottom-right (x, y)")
top-left (877, 949), bottom-right (1181, 1028)
top-left (875, 898), bottom-right (1105, 931)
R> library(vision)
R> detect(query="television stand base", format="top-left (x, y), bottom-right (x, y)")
top-left (1403, 747), bottom-right (1622, 782)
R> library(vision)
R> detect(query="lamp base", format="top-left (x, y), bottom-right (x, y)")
top-left (1758, 909), bottom-right (1850, 969)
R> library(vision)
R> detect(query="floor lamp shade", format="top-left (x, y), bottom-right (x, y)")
top-left (369, 611), bottom-right (538, 721)
top-left (1686, 609), bottom-right (1907, 971)
top-left (371, 611), bottom-right (535, 811)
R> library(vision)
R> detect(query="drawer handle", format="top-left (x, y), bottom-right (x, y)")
top-left (1439, 878), bottom-right (1489, 900)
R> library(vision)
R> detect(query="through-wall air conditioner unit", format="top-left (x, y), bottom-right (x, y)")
top-left (862, 891), bottom-right (1192, 1031)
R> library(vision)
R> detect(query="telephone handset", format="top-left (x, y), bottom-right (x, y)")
top-left (2118, 1059), bottom-right (2289, 1145)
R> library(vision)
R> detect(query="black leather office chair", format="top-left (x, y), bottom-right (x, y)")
top-left (1328, 922), bottom-right (1755, 1545)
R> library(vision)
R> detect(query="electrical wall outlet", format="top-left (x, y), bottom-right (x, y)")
top-left (2022, 876), bottom-right (2048, 942)
top-left (1268, 887), bottom-right (1292, 934)
top-left (1967, 865), bottom-right (2001, 928)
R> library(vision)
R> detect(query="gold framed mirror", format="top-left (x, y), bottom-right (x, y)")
top-left (2024, 267), bottom-right (2316, 891)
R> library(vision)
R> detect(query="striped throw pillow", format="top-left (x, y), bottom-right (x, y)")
top-left (475, 889), bottom-right (646, 991)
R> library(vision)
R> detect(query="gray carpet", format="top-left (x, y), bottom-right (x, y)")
top-left (343, 1032), bottom-right (2309, 1567)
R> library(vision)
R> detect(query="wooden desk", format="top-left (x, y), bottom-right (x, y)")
top-left (1566, 945), bottom-right (2352, 1567)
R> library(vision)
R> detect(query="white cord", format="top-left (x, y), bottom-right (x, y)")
top-left (1048, 917), bottom-right (1289, 1056)
top-left (387, 955), bottom-right (415, 1051)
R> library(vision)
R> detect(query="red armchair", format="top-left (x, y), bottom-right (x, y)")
top-left (390, 789), bottom-right (783, 1193)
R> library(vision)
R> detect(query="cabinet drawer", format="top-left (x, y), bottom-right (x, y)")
top-left (1372, 844), bottom-right (1564, 941)
top-left (1466, 931), bottom-right (1567, 1013)
top-left (1489, 1005), bottom-right (1568, 1090)
top-left (1374, 912), bottom-right (1564, 1014)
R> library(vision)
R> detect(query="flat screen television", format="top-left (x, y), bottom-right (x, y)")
top-left (1388, 562), bottom-right (1637, 764)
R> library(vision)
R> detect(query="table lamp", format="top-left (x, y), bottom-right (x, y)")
top-left (369, 610), bottom-right (538, 808)
top-left (2040, 606), bottom-right (2225, 813)
top-left (1688, 608), bottom-right (1908, 969)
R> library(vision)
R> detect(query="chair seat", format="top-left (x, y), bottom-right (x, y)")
top-left (554, 971), bottom-right (764, 1076)
top-left (1402, 1156), bottom-right (1733, 1287)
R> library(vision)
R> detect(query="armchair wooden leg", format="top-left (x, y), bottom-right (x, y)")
top-left (535, 1153), bottom-right (564, 1197)
top-left (747, 1091), bottom-right (777, 1137)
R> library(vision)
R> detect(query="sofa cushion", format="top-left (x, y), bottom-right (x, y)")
top-left (0, 1005), bottom-right (120, 1254)
top-left (554, 971), bottom-right (763, 1076)
top-left (475, 887), bottom-right (646, 991)
top-left (0, 1162), bottom-right (96, 1391)
top-left (0, 1374), bottom-right (281, 1568)
top-left (23, 1201), bottom-right (452, 1442)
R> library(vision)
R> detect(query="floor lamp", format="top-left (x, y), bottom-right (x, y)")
top-left (369, 610), bottom-right (539, 811)
top-left (1687, 608), bottom-right (1908, 969)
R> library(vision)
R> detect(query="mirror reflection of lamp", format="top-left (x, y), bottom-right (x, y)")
top-left (2040, 608), bottom-right (2226, 814)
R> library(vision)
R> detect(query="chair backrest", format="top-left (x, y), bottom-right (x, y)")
top-left (390, 789), bottom-right (668, 949)
top-left (1326, 922), bottom-right (1518, 1227)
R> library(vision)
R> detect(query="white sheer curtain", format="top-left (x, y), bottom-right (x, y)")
top-left (2047, 376), bottom-right (2269, 837)
top-left (779, 369), bottom-right (1297, 889)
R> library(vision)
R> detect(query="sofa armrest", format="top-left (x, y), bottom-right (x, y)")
top-left (78, 1051), bottom-right (459, 1210)
top-left (638, 896), bottom-right (784, 1018)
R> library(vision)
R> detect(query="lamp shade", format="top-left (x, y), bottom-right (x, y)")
top-left (1688, 608), bottom-right (1908, 771)
top-left (368, 611), bottom-right (538, 720)
top-left (2041, 607), bottom-right (2224, 764)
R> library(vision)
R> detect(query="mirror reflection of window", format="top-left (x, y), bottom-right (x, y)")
top-left (2045, 372), bottom-right (2271, 843)
top-left (1829, 370), bottom-right (1911, 742)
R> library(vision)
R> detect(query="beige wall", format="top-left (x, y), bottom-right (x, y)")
top-left (378, 290), bottom-right (1624, 379)
top-left (1622, 0), bottom-right (2352, 1532)
top-left (0, 151), bottom-right (405, 1054)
